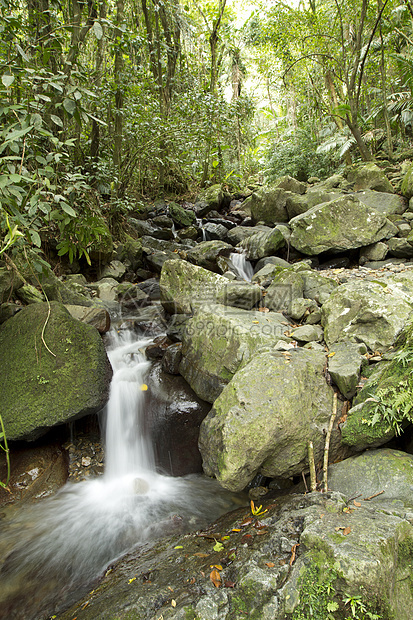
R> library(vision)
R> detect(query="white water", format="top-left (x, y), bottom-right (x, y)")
top-left (0, 327), bottom-right (241, 619)
top-left (229, 251), bottom-right (254, 282)
top-left (196, 217), bottom-right (206, 241)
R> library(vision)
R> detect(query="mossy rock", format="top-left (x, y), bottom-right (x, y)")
top-left (0, 301), bottom-right (112, 440)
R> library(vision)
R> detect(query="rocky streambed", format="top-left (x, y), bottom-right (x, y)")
top-left (2, 162), bottom-right (413, 618)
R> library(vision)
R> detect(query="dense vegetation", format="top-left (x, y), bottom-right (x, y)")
top-left (2, 0), bottom-right (413, 264)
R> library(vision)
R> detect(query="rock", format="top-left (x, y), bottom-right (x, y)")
top-left (226, 225), bottom-right (271, 246)
top-left (194, 184), bottom-right (229, 216)
top-left (237, 228), bottom-right (285, 260)
top-left (98, 260), bottom-right (126, 281)
top-left (216, 281), bottom-right (262, 310)
top-left (35, 267), bottom-right (94, 307)
top-left (0, 302), bottom-right (21, 324)
top-left (300, 269), bottom-right (339, 304)
top-left (285, 189), bottom-right (343, 219)
top-left (328, 448), bottom-right (413, 512)
top-left (327, 341), bottom-right (368, 398)
top-left (290, 195), bottom-right (397, 255)
top-left (387, 237), bottom-right (413, 258)
top-left (153, 215), bottom-right (174, 228)
top-left (161, 343), bottom-right (182, 374)
top-left (321, 279), bottom-right (413, 351)
top-left (290, 324), bottom-right (324, 343)
top-left (347, 163), bottom-right (395, 193)
top-left (65, 305), bottom-right (111, 334)
top-left (356, 189), bottom-right (407, 215)
top-left (401, 160), bottom-right (413, 199)
top-left (289, 298), bottom-right (319, 321)
top-left (272, 174), bottom-right (306, 194)
top-left (95, 277), bottom-right (118, 302)
top-left (117, 239), bottom-right (144, 271)
top-left (116, 282), bottom-right (150, 310)
top-left (186, 240), bottom-right (233, 273)
top-left (0, 302), bottom-right (112, 441)
top-left (15, 283), bottom-right (44, 304)
top-left (146, 362), bottom-right (211, 476)
top-left (198, 348), bottom-right (338, 490)
top-left (252, 263), bottom-right (283, 287)
top-left (265, 270), bottom-right (304, 313)
top-left (179, 304), bottom-right (291, 402)
top-left (145, 250), bottom-right (178, 273)
top-left (160, 259), bottom-right (229, 314)
top-left (203, 222), bottom-right (228, 241)
top-left (254, 256), bottom-right (291, 271)
top-left (359, 241), bottom-right (389, 264)
top-left (176, 226), bottom-right (199, 241)
top-left (137, 278), bottom-right (161, 300)
top-left (0, 265), bottom-right (24, 303)
top-left (245, 187), bottom-right (289, 224)
top-left (340, 401), bottom-right (395, 450)
top-left (168, 202), bottom-right (196, 227)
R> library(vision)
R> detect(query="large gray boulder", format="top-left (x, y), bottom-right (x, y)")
top-left (321, 279), bottom-right (413, 351)
top-left (244, 187), bottom-right (289, 225)
top-left (285, 189), bottom-right (343, 219)
top-left (168, 202), bottom-right (196, 227)
top-left (289, 195), bottom-right (397, 255)
top-left (160, 259), bottom-right (229, 314)
top-left (356, 189), bottom-right (407, 215)
top-left (0, 302), bottom-right (112, 441)
top-left (199, 348), bottom-right (340, 491)
top-left (186, 240), bottom-right (233, 273)
top-left (179, 304), bottom-right (291, 403)
top-left (327, 341), bottom-right (368, 398)
top-left (237, 228), bottom-right (285, 260)
top-left (346, 163), bottom-right (394, 193)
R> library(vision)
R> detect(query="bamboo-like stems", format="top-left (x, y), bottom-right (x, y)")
top-left (308, 441), bottom-right (317, 492)
top-left (323, 392), bottom-right (338, 493)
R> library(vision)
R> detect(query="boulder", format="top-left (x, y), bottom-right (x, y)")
top-left (272, 174), bottom-right (306, 195)
top-left (252, 263), bottom-right (283, 287)
top-left (321, 279), bottom-right (413, 351)
top-left (285, 189), bottom-right (343, 219)
top-left (237, 228), bottom-right (285, 260)
top-left (186, 240), bottom-right (233, 273)
top-left (265, 270), bottom-right (304, 313)
top-left (179, 304), bottom-right (291, 402)
top-left (327, 341), bottom-right (368, 398)
top-left (15, 283), bottom-right (44, 304)
top-left (356, 189), bottom-right (407, 215)
top-left (35, 267), bottom-right (94, 307)
top-left (117, 239), bottom-right (144, 271)
top-left (245, 187), bottom-right (289, 225)
top-left (168, 202), bottom-right (196, 227)
top-left (160, 259), bottom-right (228, 315)
top-left (290, 324), bottom-right (324, 343)
top-left (300, 269), bottom-right (339, 304)
top-left (98, 260), bottom-right (126, 281)
top-left (0, 302), bottom-right (112, 441)
top-left (65, 305), bottom-right (111, 334)
top-left (387, 237), bottom-right (413, 258)
top-left (346, 163), bottom-right (394, 193)
top-left (198, 348), bottom-right (338, 490)
top-left (289, 195), bottom-right (397, 255)
top-left (359, 241), bottom-right (388, 264)
top-left (401, 160), bottom-right (413, 199)
top-left (216, 281), bottom-right (262, 310)
top-left (194, 184), bottom-right (230, 216)
top-left (203, 222), bottom-right (228, 241)
top-left (146, 362), bottom-right (211, 476)
top-left (226, 225), bottom-right (271, 246)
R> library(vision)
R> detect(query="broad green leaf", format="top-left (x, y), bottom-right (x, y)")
top-left (4, 125), bottom-right (33, 143)
top-left (1, 74), bottom-right (14, 88)
top-left (61, 203), bottom-right (76, 217)
top-left (63, 99), bottom-right (76, 115)
top-left (93, 21), bottom-right (103, 39)
top-left (50, 114), bottom-right (63, 127)
top-left (49, 82), bottom-right (63, 92)
top-left (30, 230), bottom-right (42, 247)
top-left (16, 44), bottom-right (30, 62)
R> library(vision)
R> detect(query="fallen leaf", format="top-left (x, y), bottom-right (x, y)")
top-left (252, 320), bottom-right (259, 324)
top-left (343, 527), bottom-right (351, 536)
top-left (240, 533), bottom-right (253, 544)
top-left (221, 535), bottom-right (230, 540)
top-left (289, 543), bottom-right (300, 566)
top-left (210, 564), bottom-right (223, 570)
top-left (140, 384), bottom-right (148, 391)
top-left (327, 352), bottom-right (336, 357)
top-left (171, 599), bottom-right (177, 608)
top-left (174, 545), bottom-right (183, 549)
top-left (256, 529), bottom-right (268, 535)
top-left (353, 500), bottom-right (361, 507)
top-left (213, 541), bottom-right (224, 552)
top-left (81, 602), bottom-right (89, 610)
top-left (210, 569), bottom-right (221, 588)
top-left (265, 562), bottom-right (275, 568)
top-left (193, 552), bottom-right (209, 558)
top-left (258, 307), bottom-right (269, 313)
top-left (224, 580), bottom-right (236, 588)
top-left (231, 528), bottom-right (241, 532)
top-left (128, 578), bottom-right (136, 584)
top-left (168, 586), bottom-right (174, 592)
top-left (189, 577), bottom-right (196, 585)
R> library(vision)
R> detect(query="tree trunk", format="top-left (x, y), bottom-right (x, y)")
top-left (113, 0), bottom-right (124, 181)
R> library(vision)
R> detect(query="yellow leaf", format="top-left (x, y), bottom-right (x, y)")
top-left (128, 577), bottom-right (136, 584)
top-left (343, 526), bottom-right (351, 536)
top-left (171, 599), bottom-right (177, 607)
top-left (174, 545), bottom-right (183, 549)
top-left (327, 352), bottom-right (336, 357)
top-left (210, 564), bottom-right (223, 570)
top-left (353, 500), bottom-right (361, 507)
top-left (141, 384), bottom-right (148, 391)
top-left (210, 569), bottom-right (222, 588)
top-left (252, 320), bottom-right (259, 324)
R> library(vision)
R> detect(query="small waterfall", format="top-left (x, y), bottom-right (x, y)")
top-left (229, 251), bottom-right (254, 282)
top-left (0, 327), bottom-right (241, 620)
top-left (196, 217), bottom-right (206, 241)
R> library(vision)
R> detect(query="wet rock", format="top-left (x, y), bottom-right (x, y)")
top-left (186, 240), bottom-right (233, 273)
top-left (0, 302), bottom-right (112, 441)
top-left (199, 348), bottom-right (339, 490)
top-left (237, 228), bottom-right (285, 260)
top-left (168, 202), bottom-right (196, 228)
top-left (98, 260), bottom-right (126, 281)
top-left (162, 343), bottom-right (183, 374)
top-left (65, 305), bottom-right (111, 334)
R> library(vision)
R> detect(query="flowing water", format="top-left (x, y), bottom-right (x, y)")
top-left (0, 327), bottom-right (242, 619)
top-left (229, 251), bottom-right (254, 282)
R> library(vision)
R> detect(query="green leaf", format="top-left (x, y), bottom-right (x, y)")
top-left (63, 99), bottom-right (76, 115)
top-left (61, 203), bottom-right (76, 217)
top-left (4, 125), bottom-right (33, 143)
top-left (93, 21), bottom-right (103, 39)
top-left (1, 74), bottom-right (14, 88)
top-left (16, 44), bottom-right (30, 62)
top-left (30, 230), bottom-right (42, 247)
top-left (213, 541), bottom-right (224, 552)
top-left (50, 114), bottom-right (63, 127)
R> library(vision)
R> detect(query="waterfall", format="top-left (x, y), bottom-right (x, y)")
top-left (196, 217), bottom-right (206, 241)
top-left (0, 326), bottom-right (240, 620)
top-left (229, 251), bottom-right (254, 282)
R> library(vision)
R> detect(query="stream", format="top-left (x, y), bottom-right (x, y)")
top-left (0, 326), bottom-right (242, 620)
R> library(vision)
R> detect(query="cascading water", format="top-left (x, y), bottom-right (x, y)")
top-left (229, 251), bottom-right (254, 282)
top-left (0, 327), bottom-right (241, 620)
top-left (196, 217), bottom-right (206, 241)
